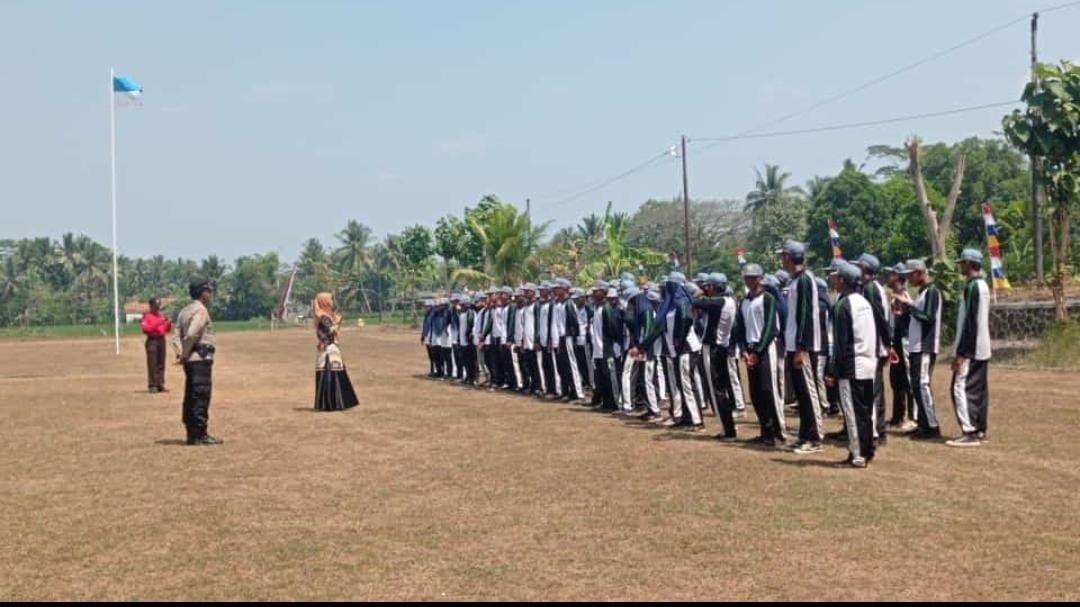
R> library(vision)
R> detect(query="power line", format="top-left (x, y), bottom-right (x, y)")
top-left (544, 149), bottom-right (675, 207)
top-left (696, 0), bottom-right (1080, 152)
top-left (529, 0), bottom-right (1079, 208)
top-left (690, 100), bottom-right (1020, 143)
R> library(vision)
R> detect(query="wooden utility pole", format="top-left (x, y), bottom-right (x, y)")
top-left (1031, 12), bottom-right (1044, 282)
top-left (680, 135), bottom-right (692, 275)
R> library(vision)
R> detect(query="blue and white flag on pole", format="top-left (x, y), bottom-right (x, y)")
top-left (113, 75), bottom-right (143, 105)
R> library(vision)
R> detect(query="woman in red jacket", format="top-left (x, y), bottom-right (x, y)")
top-left (140, 297), bottom-right (172, 393)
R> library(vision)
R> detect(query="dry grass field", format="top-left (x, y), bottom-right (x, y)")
top-left (2, 326), bottom-right (1079, 600)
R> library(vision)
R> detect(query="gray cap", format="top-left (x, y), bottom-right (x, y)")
top-left (522, 282), bottom-right (538, 292)
top-left (707, 272), bottom-right (728, 287)
top-left (742, 263), bottom-right (765, 278)
top-left (591, 279), bottom-right (609, 292)
top-left (815, 277), bottom-right (829, 292)
top-left (777, 239), bottom-right (807, 257)
top-left (646, 290), bottom-right (662, 303)
top-left (763, 275), bottom-right (780, 288)
top-left (644, 282), bottom-right (658, 292)
top-left (553, 278), bottom-right (572, 289)
top-left (658, 274), bottom-right (669, 284)
top-left (572, 287), bottom-right (586, 298)
top-left (774, 269), bottom-right (791, 286)
top-left (668, 271), bottom-right (687, 284)
top-left (836, 261), bottom-right (862, 285)
top-left (901, 259), bottom-right (928, 274)
top-left (620, 271), bottom-right (635, 282)
top-left (686, 282), bottom-right (703, 296)
top-left (955, 248), bottom-right (984, 264)
top-left (606, 287), bottom-right (618, 298)
top-left (694, 272), bottom-right (709, 283)
top-left (539, 281), bottom-right (553, 290)
top-left (889, 262), bottom-right (908, 275)
top-left (856, 253), bottom-right (881, 274)
top-left (624, 286), bottom-right (641, 299)
top-left (472, 293), bottom-right (486, 303)
top-left (826, 258), bottom-right (848, 275)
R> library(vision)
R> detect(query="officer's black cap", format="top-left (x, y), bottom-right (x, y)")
top-left (189, 279), bottom-right (214, 299)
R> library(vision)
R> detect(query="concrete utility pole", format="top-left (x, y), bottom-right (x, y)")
top-left (680, 135), bottom-right (692, 275)
top-left (1031, 12), bottom-right (1044, 282)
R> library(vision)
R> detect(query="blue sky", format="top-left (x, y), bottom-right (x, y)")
top-left (1, 0), bottom-right (1077, 262)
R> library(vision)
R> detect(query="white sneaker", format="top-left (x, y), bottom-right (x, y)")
top-left (661, 418), bottom-right (679, 427)
top-left (900, 421), bottom-right (918, 432)
top-left (793, 443), bottom-right (824, 455)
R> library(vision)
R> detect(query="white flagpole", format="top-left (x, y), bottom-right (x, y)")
top-left (110, 68), bottom-right (120, 355)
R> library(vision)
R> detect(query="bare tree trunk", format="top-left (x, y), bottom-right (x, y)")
top-left (907, 140), bottom-right (966, 262)
top-left (908, 141), bottom-right (943, 260)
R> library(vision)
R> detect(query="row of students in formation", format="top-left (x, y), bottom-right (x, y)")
top-left (420, 240), bottom-right (992, 469)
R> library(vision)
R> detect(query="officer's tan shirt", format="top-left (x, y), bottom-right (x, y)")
top-left (172, 300), bottom-right (215, 362)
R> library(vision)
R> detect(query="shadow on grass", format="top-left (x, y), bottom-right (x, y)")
top-left (771, 457), bottom-right (854, 470)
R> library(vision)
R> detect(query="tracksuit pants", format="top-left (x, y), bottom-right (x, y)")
top-left (951, 359), bottom-right (989, 435)
top-left (727, 351), bottom-right (746, 411)
top-left (788, 351), bottom-right (824, 444)
top-left (747, 347), bottom-right (782, 442)
top-left (872, 357), bottom-right (887, 438)
top-left (542, 349), bottom-right (560, 396)
top-left (909, 353), bottom-right (940, 432)
top-left (575, 342), bottom-right (592, 390)
top-left (593, 356), bottom-right (620, 409)
top-left (557, 337), bottom-right (584, 399)
top-left (528, 349), bottom-right (544, 394)
top-left (665, 353), bottom-right (702, 425)
top-left (838, 378), bottom-right (875, 462)
top-left (703, 345), bottom-right (736, 437)
top-left (890, 342), bottom-right (915, 423)
top-left (426, 345), bottom-right (436, 376)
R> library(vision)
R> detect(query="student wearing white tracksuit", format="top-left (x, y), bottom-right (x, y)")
top-left (947, 248), bottom-right (993, 448)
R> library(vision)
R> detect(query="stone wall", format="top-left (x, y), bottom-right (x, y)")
top-left (989, 301), bottom-right (1080, 340)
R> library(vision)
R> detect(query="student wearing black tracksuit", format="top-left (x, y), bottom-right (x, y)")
top-left (856, 253), bottom-right (894, 446)
top-left (692, 274), bottom-right (738, 440)
top-left (887, 265), bottom-right (915, 426)
top-left (896, 260), bottom-right (943, 439)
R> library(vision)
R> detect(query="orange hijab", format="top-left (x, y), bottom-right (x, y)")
top-left (312, 292), bottom-right (342, 329)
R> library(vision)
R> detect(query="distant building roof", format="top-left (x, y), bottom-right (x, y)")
top-left (124, 297), bottom-right (176, 315)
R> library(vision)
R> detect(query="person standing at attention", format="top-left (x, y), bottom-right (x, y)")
top-left (141, 297), bottom-right (171, 393)
top-left (172, 280), bottom-right (222, 446)
top-left (313, 292), bottom-right (360, 411)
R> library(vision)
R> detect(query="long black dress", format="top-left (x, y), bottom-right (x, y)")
top-left (314, 317), bottom-right (359, 411)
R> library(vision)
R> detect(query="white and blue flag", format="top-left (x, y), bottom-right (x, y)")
top-left (113, 75), bottom-right (142, 105)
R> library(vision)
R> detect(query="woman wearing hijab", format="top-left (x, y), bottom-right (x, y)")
top-left (313, 292), bottom-right (359, 411)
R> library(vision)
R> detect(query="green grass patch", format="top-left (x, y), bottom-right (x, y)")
top-left (1025, 321), bottom-right (1080, 369)
top-left (0, 313), bottom-right (410, 340)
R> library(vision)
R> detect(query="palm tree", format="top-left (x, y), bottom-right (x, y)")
top-left (577, 213), bottom-right (604, 243)
top-left (333, 221), bottom-right (374, 311)
top-left (805, 175), bottom-right (833, 200)
top-left (579, 202), bottom-right (665, 282)
top-left (200, 255), bottom-right (227, 285)
top-left (333, 220), bottom-right (373, 276)
top-left (466, 204), bottom-right (548, 285)
top-left (745, 164), bottom-right (805, 215)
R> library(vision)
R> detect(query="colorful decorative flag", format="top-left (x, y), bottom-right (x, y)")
top-left (735, 247), bottom-right (747, 269)
top-left (276, 263), bottom-right (298, 319)
top-left (113, 75), bottom-right (143, 106)
top-left (827, 219), bottom-right (843, 259)
top-left (981, 202), bottom-right (1011, 289)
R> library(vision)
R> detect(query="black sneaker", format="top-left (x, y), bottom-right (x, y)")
top-left (909, 429), bottom-right (941, 440)
top-left (190, 435), bottom-right (223, 446)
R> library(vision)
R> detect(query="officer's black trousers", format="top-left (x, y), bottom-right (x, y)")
top-left (182, 361), bottom-right (213, 440)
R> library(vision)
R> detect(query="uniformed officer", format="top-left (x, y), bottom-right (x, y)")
top-left (172, 279), bottom-right (222, 446)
